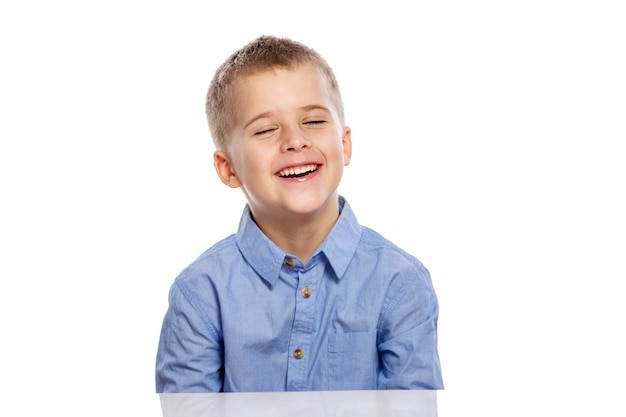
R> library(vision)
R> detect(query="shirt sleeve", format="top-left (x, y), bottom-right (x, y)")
top-left (155, 278), bottom-right (224, 392)
top-left (376, 265), bottom-right (444, 390)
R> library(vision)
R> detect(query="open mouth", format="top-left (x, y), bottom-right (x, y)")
top-left (278, 164), bottom-right (319, 179)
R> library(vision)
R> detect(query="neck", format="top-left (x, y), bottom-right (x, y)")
top-left (251, 198), bottom-right (340, 265)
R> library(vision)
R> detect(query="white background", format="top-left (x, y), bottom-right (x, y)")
top-left (1, 1), bottom-right (624, 415)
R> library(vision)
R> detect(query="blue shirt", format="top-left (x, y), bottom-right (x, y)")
top-left (156, 197), bottom-right (443, 392)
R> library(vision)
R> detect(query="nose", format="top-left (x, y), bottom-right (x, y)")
top-left (280, 125), bottom-right (312, 152)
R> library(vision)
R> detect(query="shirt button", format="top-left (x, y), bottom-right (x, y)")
top-left (301, 287), bottom-right (311, 298)
top-left (285, 258), bottom-right (296, 267)
top-left (293, 348), bottom-right (304, 359)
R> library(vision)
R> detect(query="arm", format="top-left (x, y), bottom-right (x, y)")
top-left (377, 266), bottom-right (444, 389)
top-left (156, 280), bottom-right (224, 392)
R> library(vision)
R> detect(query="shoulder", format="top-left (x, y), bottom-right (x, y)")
top-left (358, 226), bottom-right (428, 273)
top-left (173, 234), bottom-right (240, 291)
top-left (195, 234), bottom-right (241, 266)
top-left (353, 225), bottom-right (435, 298)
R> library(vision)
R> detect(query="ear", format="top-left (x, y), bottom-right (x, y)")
top-left (341, 126), bottom-right (352, 166)
top-left (214, 151), bottom-right (242, 188)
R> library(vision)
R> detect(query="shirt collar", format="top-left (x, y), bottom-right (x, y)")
top-left (318, 196), bottom-right (362, 280)
top-left (235, 196), bottom-right (362, 286)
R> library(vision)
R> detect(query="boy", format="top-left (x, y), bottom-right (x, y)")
top-left (156, 35), bottom-right (443, 392)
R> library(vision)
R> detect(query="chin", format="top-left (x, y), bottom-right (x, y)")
top-left (284, 193), bottom-right (337, 216)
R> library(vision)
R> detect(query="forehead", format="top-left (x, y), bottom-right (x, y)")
top-left (231, 65), bottom-right (336, 121)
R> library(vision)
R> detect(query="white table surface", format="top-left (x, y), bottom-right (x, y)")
top-left (159, 390), bottom-right (438, 417)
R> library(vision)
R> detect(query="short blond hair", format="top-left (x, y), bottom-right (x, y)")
top-left (206, 35), bottom-right (345, 151)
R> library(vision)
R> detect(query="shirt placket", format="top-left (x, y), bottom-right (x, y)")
top-left (284, 257), bottom-right (317, 391)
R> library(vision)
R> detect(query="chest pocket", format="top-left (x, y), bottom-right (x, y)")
top-left (328, 331), bottom-right (378, 390)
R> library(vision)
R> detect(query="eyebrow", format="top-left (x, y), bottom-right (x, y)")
top-left (243, 105), bottom-right (332, 130)
top-left (300, 104), bottom-right (331, 114)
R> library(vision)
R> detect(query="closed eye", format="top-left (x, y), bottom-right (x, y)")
top-left (304, 120), bottom-right (326, 126)
top-left (254, 127), bottom-right (277, 136)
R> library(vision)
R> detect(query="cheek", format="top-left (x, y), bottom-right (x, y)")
top-left (238, 147), bottom-right (270, 176)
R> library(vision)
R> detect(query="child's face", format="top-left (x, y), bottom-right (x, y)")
top-left (214, 65), bottom-right (351, 223)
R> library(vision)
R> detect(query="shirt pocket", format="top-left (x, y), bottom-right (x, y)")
top-left (328, 331), bottom-right (378, 390)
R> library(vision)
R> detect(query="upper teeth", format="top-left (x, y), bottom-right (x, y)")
top-left (279, 164), bottom-right (318, 177)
